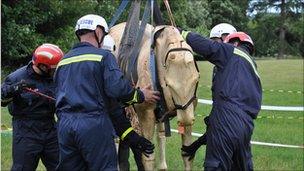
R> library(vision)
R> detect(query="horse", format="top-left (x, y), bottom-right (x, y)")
top-left (109, 22), bottom-right (200, 171)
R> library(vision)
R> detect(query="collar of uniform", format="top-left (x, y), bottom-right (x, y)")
top-left (26, 62), bottom-right (52, 81)
top-left (238, 45), bottom-right (251, 56)
top-left (72, 42), bottom-right (95, 49)
top-left (26, 61), bottom-right (37, 76)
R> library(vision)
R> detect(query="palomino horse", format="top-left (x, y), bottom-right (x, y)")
top-left (110, 22), bottom-right (199, 171)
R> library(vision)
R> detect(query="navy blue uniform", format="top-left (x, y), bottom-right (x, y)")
top-left (183, 32), bottom-right (262, 171)
top-left (54, 42), bottom-right (144, 171)
top-left (1, 62), bottom-right (58, 171)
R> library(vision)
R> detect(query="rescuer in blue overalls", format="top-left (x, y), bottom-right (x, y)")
top-left (181, 23), bottom-right (237, 159)
top-left (1, 43), bottom-right (64, 171)
top-left (102, 34), bottom-right (145, 171)
top-left (55, 14), bottom-right (160, 171)
top-left (178, 28), bottom-right (262, 170)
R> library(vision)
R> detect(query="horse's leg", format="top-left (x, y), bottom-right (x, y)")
top-left (181, 125), bottom-right (193, 171)
top-left (156, 122), bottom-right (167, 170)
top-left (137, 108), bottom-right (156, 171)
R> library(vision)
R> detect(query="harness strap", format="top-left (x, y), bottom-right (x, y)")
top-left (109, 0), bottom-right (130, 28)
top-left (127, 0), bottom-right (152, 83)
top-left (164, 48), bottom-right (193, 67)
top-left (149, 50), bottom-right (157, 90)
top-left (117, 0), bottom-right (141, 78)
top-left (153, 0), bottom-right (165, 25)
top-left (173, 96), bottom-right (196, 110)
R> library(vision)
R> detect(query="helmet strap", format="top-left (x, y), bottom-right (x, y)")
top-left (94, 30), bottom-right (105, 48)
top-left (36, 64), bottom-right (51, 77)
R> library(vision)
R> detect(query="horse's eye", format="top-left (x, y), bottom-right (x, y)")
top-left (168, 42), bottom-right (174, 45)
top-left (169, 54), bottom-right (176, 59)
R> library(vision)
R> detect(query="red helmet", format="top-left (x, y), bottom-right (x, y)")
top-left (224, 32), bottom-right (254, 47)
top-left (33, 43), bottom-right (64, 69)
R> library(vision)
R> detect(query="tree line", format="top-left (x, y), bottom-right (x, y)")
top-left (1, 0), bottom-right (303, 69)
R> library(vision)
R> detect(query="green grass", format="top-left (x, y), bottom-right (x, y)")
top-left (1, 59), bottom-right (304, 170)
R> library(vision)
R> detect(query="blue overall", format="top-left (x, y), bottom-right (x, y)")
top-left (1, 62), bottom-right (58, 171)
top-left (183, 32), bottom-right (262, 171)
top-left (54, 42), bottom-right (142, 171)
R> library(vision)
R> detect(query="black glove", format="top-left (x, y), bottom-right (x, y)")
top-left (125, 130), bottom-right (155, 157)
top-left (204, 116), bottom-right (210, 126)
top-left (9, 80), bottom-right (35, 95)
top-left (181, 116), bottom-right (210, 161)
top-left (181, 134), bottom-right (204, 161)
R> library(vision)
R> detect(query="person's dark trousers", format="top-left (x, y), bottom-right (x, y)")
top-left (118, 140), bottom-right (145, 171)
top-left (56, 113), bottom-right (117, 171)
top-left (204, 103), bottom-right (254, 171)
top-left (11, 118), bottom-right (58, 171)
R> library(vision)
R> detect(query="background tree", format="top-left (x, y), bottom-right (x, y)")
top-left (207, 0), bottom-right (249, 31)
top-left (249, 0), bottom-right (304, 58)
top-left (1, 0), bottom-right (303, 74)
top-left (1, 0), bottom-right (118, 69)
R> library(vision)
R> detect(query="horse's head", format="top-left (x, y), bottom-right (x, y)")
top-left (153, 26), bottom-right (199, 126)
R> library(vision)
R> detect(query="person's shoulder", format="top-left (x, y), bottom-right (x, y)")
top-left (218, 43), bottom-right (234, 54)
top-left (97, 49), bottom-right (115, 61)
top-left (6, 65), bottom-right (28, 81)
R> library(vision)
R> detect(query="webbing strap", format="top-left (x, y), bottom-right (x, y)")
top-left (153, 0), bottom-right (165, 25)
top-left (149, 50), bottom-right (157, 90)
top-left (109, 0), bottom-right (130, 28)
top-left (117, 0), bottom-right (141, 79)
top-left (127, 0), bottom-right (151, 83)
top-left (233, 48), bottom-right (260, 78)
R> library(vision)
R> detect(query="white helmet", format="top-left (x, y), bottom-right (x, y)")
top-left (102, 35), bottom-right (116, 52)
top-left (209, 23), bottom-right (237, 38)
top-left (75, 14), bottom-right (109, 34)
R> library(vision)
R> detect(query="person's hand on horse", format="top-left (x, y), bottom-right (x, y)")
top-left (140, 85), bottom-right (160, 104)
top-left (125, 130), bottom-right (155, 157)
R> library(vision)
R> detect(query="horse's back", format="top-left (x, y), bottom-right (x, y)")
top-left (109, 22), bottom-right (154, 59)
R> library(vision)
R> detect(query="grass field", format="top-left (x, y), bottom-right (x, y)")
top-left (1, 59), bottom-right (304, 170)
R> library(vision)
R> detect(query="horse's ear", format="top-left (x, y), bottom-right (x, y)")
top-left (152, 26), bottom-right (166, 48)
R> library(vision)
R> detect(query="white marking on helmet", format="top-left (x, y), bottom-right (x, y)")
top-left (37, 51), bottom-right (54, 59)
top-left (42, 44), bottom-right (62, 54)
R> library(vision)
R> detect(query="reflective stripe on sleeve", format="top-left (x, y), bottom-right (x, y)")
top-left (182, 31), bottom-right (190, 40)
top-left (1, 98), bottom-right (13, 103)
top-left (233, 48), bottom-right (260, 78)
top-left (121, 127), bottom-right (134, 141)
top-left (57, 54), bottom-right (103, 68)
top-left (125, 90), bottom-right (138, 105)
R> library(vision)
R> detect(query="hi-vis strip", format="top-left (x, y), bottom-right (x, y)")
top-left (170, 129), bottom-right (304, 149)
top-left (199, 85), bottom-right (303, 94)
top-left (198, 99), bottom-right (304, 112)
top-left (233, 48), bottom-right (260, 78)
top-left (57, 54), bottom-right (103, 68)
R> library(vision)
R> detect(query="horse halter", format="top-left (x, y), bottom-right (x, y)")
top-left (163, 42), bottom-right (199, 112)
top-left (153, 26), bottom-right (199, 113)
